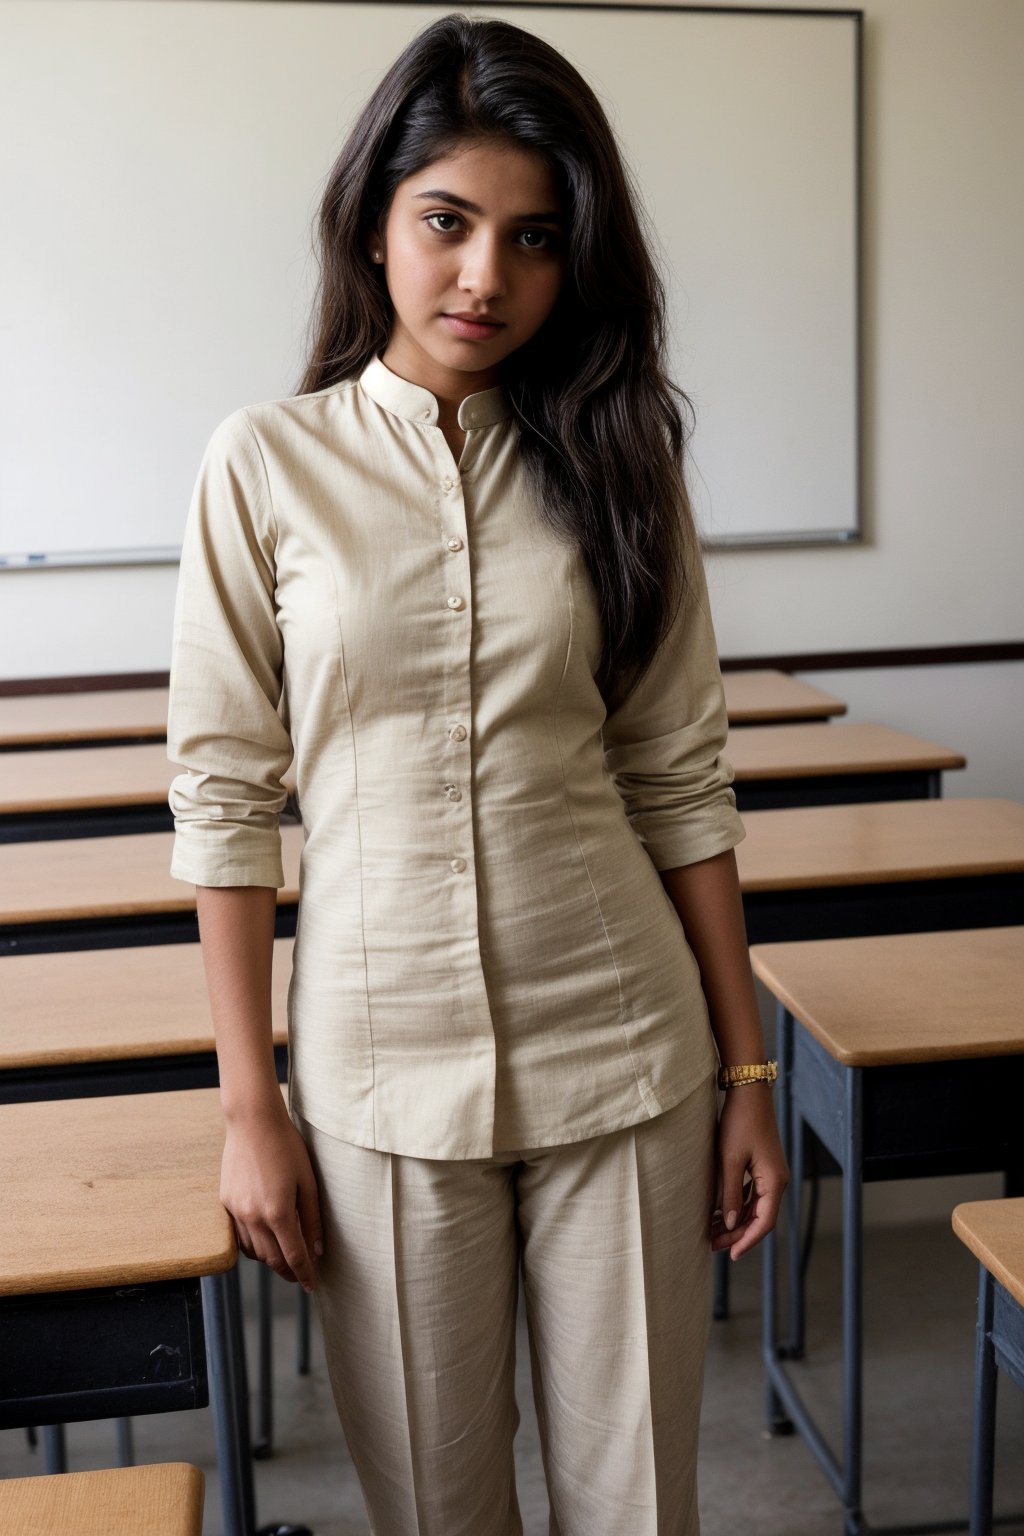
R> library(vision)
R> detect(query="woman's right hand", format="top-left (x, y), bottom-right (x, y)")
top-left (220, 1100), bottom-right (324, 1292)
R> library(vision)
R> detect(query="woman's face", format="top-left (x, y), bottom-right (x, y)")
top-left (370, 138), bottom-right (566, 400)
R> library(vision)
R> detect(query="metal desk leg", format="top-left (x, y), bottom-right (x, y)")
top-left (296, 1287), bottom-right (311, 1376)
top-left (115, 1416), bottom-right (134, 1466)
top-left (841, 1066), bottom-right (864, 1536)
top-left (763, 1213), bottom-right (792, 1434)
top-left (787, 1092), bottom-right (806, 1359)
top-left (41, 1423), bottom-right (66, 1473)
top-left (773, 1005), bottom-right (805, 1360)
top-left (969, 1266), bottom-right (997, 1536)
top-left (202, 1267), bottom-right (257, 1536)
top-left (254, 1261), bottom-right (274, 1459)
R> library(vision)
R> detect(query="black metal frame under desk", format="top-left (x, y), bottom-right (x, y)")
top-left (0, 804), bottom-right (175, 843)
top-left (969, 1264), bottom-right (1024, 1536)
top-left (762, 1007), bottom-right (1024, 1536)
top-left (733, 767), bottom-right (942, 814)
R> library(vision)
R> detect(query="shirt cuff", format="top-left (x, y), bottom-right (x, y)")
top-left (169, 825), bottom-right (286, 889)
top-left (632, 801), bottom-right (747, 873)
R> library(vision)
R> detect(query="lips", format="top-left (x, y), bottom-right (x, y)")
top-left (442, 314), bottom-right (505, 340)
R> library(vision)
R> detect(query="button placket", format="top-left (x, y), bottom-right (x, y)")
top-left (436, 439), bottom-right (473, 878)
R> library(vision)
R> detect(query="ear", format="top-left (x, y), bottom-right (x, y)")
top-left (366, 229), bottom-right (384, 263)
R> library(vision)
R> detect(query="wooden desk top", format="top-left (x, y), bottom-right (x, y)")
top-left (750, 927), bottom-right (1024, 1064)
top-left (736, 798), bottom-right (1024, 892)
top-left (0, 823), bottom-right (303, 925)
top-left (726, 722), bottom-right (965, 780)
top-left (0, 1087), bottom-right (235, 1294)
top-left (723, 671), bottom-right (847, 724)
top-left (0, 1463), bottom-right (204, 1536)
top-left (0, 740), bottom-right (298, 814)
top-left (0, 937), bottom-right (294, 1068)
top-left (953, 1198), bottom-right (1024, 1310)
top-left (0, 740), bottom-right (175, 813)
top-left (0, 688), bottom-right (171, 747)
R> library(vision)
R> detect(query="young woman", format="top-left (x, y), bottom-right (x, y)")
top-left (167, 13), bottom-right (787, 1534)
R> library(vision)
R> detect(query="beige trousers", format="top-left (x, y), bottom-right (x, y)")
top-left (292, 1069), bottom-right (718, 1536)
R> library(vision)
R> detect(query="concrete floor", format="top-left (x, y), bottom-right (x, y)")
top-left (3, 1218), bottom-right (1023, 1536)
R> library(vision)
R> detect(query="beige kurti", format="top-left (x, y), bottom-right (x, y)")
top-left (167, 355), bottom-right (745, 1158)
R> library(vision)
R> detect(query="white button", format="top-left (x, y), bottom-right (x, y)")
top-left (444, 784), bottom-right (463, 801)
top-left (448, 724), bottom-right (467, 741)
top-left (442, 476), bottom-right (454, 492)
top-left (446, 595), bottom-right (464, 610)
top-left (450, 857), bottom-right (467, 873)
top-left (446, 537), bottom-right (463, 552)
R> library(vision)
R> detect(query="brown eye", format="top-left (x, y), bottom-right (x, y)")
top-left (518, 229), bottom-right (559, 251)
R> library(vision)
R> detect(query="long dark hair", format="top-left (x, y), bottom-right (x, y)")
top-left (296, 12), bottom-right (700, 711)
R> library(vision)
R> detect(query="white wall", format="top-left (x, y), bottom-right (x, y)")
top-left (1, 0), bottom-right (1020, 687)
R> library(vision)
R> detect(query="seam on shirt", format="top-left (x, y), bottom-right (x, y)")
top-left (553, 570), bottom-right (651, 1110)
top-left (240, 409), bottom-right (281, 548)
top-left (327, 556), bottom-right (377, 1147)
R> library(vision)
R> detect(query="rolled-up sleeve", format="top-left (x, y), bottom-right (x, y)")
top-left (601, 552), bottom-right (745, 872)
top-left (166, 409), bottom-right (293, 888)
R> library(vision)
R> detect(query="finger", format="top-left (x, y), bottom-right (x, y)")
top-left (233, 1218), bottom-right (257, 1263)
top-left (296, 1168), bottom-right (325, 1264)
top-left (719, 1153), bottom-right (748, 1234)
top-left (252, 1225), bottom-right (299, 1285)
top-left (711, 1214), bottom-right (754, 1252)
top-left (727, 1184), bottom-right (787, 1260)
top-left (277, 1209), bottom-right (315, 1293)
top-left (710, 1181), bottom-right (760, 1251)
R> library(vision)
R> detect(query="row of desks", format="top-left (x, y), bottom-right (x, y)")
top-left (0, 723), bottom-right (966, 840)
top-left (0, 669), bottom-right (847, 749)
top-left (3, 794), bottom-right (1023, 1020)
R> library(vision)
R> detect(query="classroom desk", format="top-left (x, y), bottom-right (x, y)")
top-left (734, 798), bottom-right (1024, 946)
top-left (710, 798), bottom-right (1024, 1324)
top-left (0, 939), bottom-right (298, 1461)
top-left (727, 722), bottom-right (965, 811)
top-left (0, 688), bottom-right (172, 749)
top-left (0, 937), bottom-right (293, 1103)
top-left (751, 929), bottom-right (1024, 1536)
top-left (0, 742), bottom-right (301, 842)
top-left (0, 1089), bottom-right (265, 1536)
top-left (0, 722), bottom-right (965, 841)
top-left (0, 939), bottom-right (303, 1463)
top-left (0, 823), bottom-right (304, 954)
top-left (0, 672), bottom-right (845, 751)
top-left (723, 669), bottom-right (848, 726)
top-left (0, 740), bottom-right (178, 841)
top-left (952, 1198), bottom-right (1024, 1536)
top-left (0, 741), bottom-right (182, 840)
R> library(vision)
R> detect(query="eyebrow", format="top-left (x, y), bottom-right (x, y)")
top-left (412, 189), bottom-right (563, 225)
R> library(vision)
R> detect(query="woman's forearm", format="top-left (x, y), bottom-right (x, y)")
top-left (195, 884), bottom-right (283, 1122)
top-left (658, 848), bottom-right (765, 1067)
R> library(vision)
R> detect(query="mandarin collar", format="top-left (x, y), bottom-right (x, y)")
top-left (358, 354), bottom-right (511, 430)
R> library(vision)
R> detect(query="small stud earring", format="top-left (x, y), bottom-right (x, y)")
top-left (373, 249), bottom-right (382, 261)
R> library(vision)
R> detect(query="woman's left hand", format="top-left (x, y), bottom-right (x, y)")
top-left (710, 1082), bottom-right (789, 1260)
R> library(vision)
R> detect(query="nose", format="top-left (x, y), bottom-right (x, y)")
top-left (458, 230), bottom-right (507, 302)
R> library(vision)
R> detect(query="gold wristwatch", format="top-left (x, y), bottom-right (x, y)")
top-left (717, 1060), bottom-right (778, 1089)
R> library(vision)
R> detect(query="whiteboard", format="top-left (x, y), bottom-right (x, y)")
top-left (0, 1), bottom-right (860, 563)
